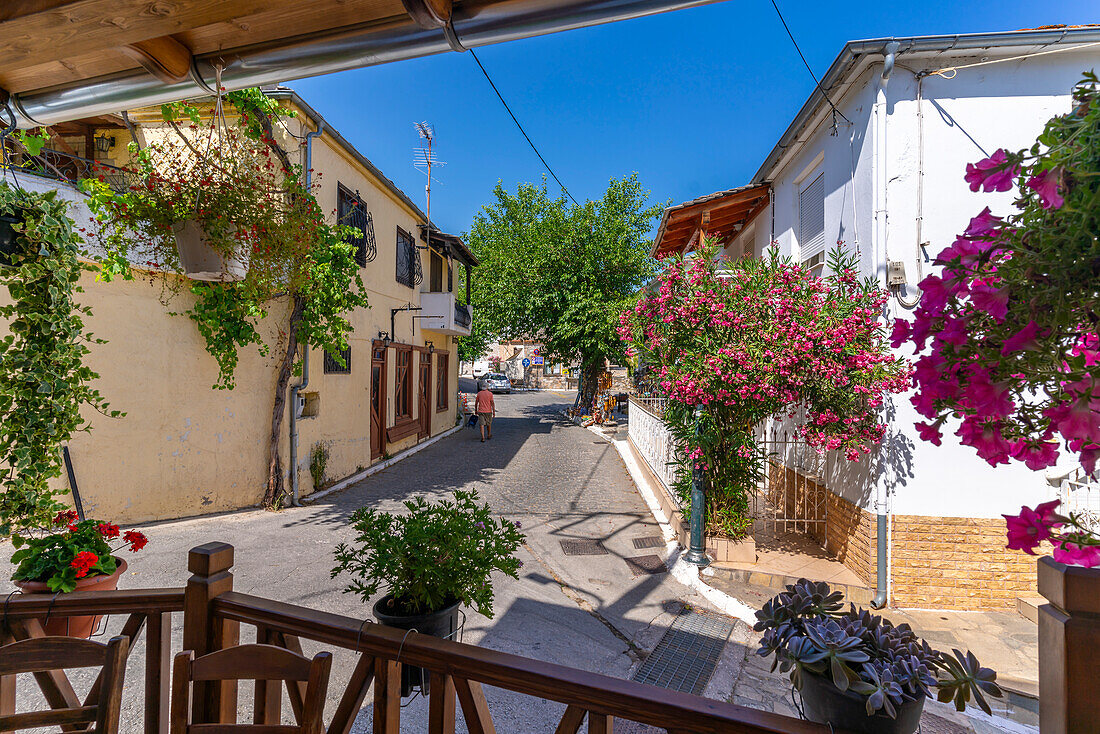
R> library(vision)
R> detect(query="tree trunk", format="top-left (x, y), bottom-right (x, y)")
top-left (263, 294), bottom-right (305, 507)
top-left (576, 359), bottom-right (604, 414)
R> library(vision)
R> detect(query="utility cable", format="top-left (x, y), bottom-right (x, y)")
top-left (468, 48), bottom-right (580, 207)
top-left (768, 0), bottom-right (851, 124)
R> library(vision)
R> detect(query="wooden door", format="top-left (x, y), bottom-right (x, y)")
top-left (418, 351), bottom-right (431, 438)
top-left (370, 342), bottom-right (386, 459)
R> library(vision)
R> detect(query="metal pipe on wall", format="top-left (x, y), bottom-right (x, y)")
top-left (9, 0), bottom-right (722, 128)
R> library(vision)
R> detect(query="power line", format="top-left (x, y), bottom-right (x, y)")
top-left (468, 47), bottom-right (580, 207)
top-left (769, 0), bottom-right (851, 125)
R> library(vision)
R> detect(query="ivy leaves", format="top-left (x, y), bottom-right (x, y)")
top-left (0, 183), bottom-right (121, 535)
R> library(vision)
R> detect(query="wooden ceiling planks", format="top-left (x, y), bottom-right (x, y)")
top-left (0, 0), bottom-right (412, 94)
top-left (653, 185), bottom-right (770, 258)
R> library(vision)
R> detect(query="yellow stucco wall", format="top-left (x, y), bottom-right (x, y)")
top-left (4, 97), bottom-right (466, 523)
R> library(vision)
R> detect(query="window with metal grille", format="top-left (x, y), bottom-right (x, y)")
top-left (336, 185), bottom-right (376, 266)
top-left (447, 260), bottom-right (453, 292)
top-left (436, 352), bottom-right (449, 411)
top-left (323, 347), bottom-right (352, 374)
top-left (395, 227), bottom-right (421, 288)
top-left (798, 171), bottom-right (826, 261)
top-left (394, 347), bottom-right (411, 418)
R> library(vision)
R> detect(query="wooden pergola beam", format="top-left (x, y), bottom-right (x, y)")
top-left (400, 0), bottom-right (452, 29)
top-left (121, 36), bottom-right (194, 83)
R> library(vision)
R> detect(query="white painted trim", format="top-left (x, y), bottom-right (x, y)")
top-left (301, 424), bottom-right (462, 504)
top-left (580, 421), bottom-right (758, 625)
top-left (793, 150), bottom-right (825, 186)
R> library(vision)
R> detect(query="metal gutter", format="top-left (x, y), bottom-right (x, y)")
top-left (9, 0), bottom-right (723, 128)
top-left (750, 26), bottom-right (1100, 185)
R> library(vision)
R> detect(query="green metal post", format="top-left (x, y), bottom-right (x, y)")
top-left (684, 404), bottom-right (709, 567)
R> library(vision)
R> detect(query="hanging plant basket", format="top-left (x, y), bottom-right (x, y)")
top-left (0, 210), bottom-right (23, 268)
top-left (172, 219), bottom-right (247, 282)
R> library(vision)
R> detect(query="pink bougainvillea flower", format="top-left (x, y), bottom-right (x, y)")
top-left (970, 283), bottom-right (1009, 322)
top-left (915, 421), bottom-right (942, 446)
top-left (1001, 320), bottom-right (1041, 355)
top-left (963, 207), bottom-right (1004, 239)
top-left (1004, 500), bottom-right (1062, 554)
top-left (1052, 541), bottom-right (1100, 568)
top-left (1027, 168), bottom-right (1065, 209)
top-left (965, 149), bottom-right (1018, 193)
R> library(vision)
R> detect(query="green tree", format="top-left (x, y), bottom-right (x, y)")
top-left (467, 174), bottom-right (661, 409)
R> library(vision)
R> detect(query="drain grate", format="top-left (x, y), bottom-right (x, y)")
top-left (632, 609), bottom-right (734, 695)
top-left (918, 714), bottom-right (972, 734)
top-left (560, 538), bottom-right (609, 556)
top-left (624, 554), bottom-right (667, 576)
top-left (632, 536), bottom-right (665, 550)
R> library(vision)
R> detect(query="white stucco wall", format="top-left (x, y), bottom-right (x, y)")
top-left (740, 48), bottom-right (1098, 519)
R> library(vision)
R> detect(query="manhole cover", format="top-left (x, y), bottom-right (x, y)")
top-left (632, 609), bottom-right (734, 694)
top-left (560, 539), bottom-right (608, 556)
top-left (624, 554), bottom-right (667, 576)
top-left (632, 536), bottom-right (664, 549)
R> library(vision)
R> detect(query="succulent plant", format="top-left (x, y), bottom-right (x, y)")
top-left (755, 579), bottom-right (1003, 720)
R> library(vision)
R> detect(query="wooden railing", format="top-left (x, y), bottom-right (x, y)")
top-left (2, 542), bottom-right (834, 734)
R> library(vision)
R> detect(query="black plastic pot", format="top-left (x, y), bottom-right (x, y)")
top-left (372, 595), bottom-right (461, 697)
top-left (799, 672), bottom-right (925, 734)
top-left (0, 211), bottom-right (22, 267)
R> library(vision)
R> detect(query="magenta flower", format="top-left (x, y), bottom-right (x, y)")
top-left (1003, 500), bottom-right (1062, 554)
top-left (1001, 321), bottom-right (1041, 355)
top-left (965, 149), bottom-right (1017, 193)
top-left (957, 417), bottom-right (1011, 465)
top-left (889, 319), bottom-right (910, 349)
top-left (963, 207), bottom-right (1004, 238)
top-left (1047, 398), bottom-right (1100, 445)
top-left (970, 284), bottom-right (1009, 322)
top-left (915, 421), bottom-right (942, 446)
top-left (1026, 168), bottom-right (1065, 209)
top-left (1052, 541), bottom-right (1100, 568)
top-left (1009, 439), bottom-right (1060, 471)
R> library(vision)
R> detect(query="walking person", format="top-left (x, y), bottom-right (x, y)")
top-left (476, 385), bottom-right (495, 442)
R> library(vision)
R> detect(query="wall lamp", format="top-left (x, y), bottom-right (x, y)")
top-left (94, 134), bottom-right (115, 153)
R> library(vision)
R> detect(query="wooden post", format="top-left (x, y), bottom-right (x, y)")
top-left (373, 659), bottom-right (400, 734)
top-left (183, 542), bottom-right (238, 724)
top-left (1038, 557), bottom-right (1100, 733)
top-left (145, 612), bottom-right (172, 734)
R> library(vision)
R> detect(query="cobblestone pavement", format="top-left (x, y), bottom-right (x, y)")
top-left (2, 389), bottom-right (1025, 732)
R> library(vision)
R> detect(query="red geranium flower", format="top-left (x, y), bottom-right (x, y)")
top-left (97, 522), bottom-right (120, 539)
top-left (53, 510), bottom-right (79, 526)
top-left (70, 551), bottom-right (99, 579)
top-left (123, 530), bottom-right (149, 552)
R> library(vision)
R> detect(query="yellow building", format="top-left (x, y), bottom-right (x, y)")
top-left (6, 88), bottom-right (476, 523)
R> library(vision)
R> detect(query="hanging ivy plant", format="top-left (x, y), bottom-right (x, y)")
top-left (0, 182), bottom-right (121, 535)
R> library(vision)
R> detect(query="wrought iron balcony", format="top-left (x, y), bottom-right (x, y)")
top-left (5, 147), bottom-right (135, 194)
top-left (454, 301), bottom-right (472, 329)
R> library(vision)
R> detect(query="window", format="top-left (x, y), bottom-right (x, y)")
top-left (798, 171), bottom-right (826, 261)
top-left (436, 352), bottom-right (449, 411)
top-left (323, 347), bottom-right (351, 374)
top-left (394, 346), bottom-right (412, 418)
top-left (395, 227), bottom-right (420, 288)
top-left (429, 249), bottom-right (443, 292)
top-left (447, 260), bottom-right (453, 292)
top-left (336, 185), bottom-right (376, 266)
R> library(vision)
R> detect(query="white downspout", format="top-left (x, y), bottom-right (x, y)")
top-left (870, 41), bottom-right (899, 608)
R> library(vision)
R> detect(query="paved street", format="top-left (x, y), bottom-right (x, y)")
top-left (3, 388), bottom-right (1024, 732)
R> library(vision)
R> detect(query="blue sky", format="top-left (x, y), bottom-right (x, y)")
top-left (291, 1), bottom-right (1098, 236)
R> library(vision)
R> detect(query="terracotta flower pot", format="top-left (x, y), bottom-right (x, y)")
top-left (12, 557), bottom-right (128, 638)
top-left (172, 219), bottom-right (247, 282)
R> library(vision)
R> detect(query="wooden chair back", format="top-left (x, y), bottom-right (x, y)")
top-left (0, 634), bottom-right (129, 733)
top-left (170, 643), bottom-right (332, 734)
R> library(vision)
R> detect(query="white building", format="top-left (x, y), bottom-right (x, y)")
top-left (650, 26), bottom-right (1100, 610)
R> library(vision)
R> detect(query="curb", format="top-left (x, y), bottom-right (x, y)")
top-left (575, 417), bottom-right (758, 625)
top-left (301, 424), bottom-right (463, 504)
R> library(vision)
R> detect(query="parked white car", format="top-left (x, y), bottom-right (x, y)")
top-left (477, 373), bottom-right (511, 393)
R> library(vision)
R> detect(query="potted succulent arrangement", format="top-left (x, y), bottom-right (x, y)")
top-left (332, 489), bottom-right (524, 696)
top-left (754, 579), bottom-right (1002, 734)
top-left (10, 510), bottom-right (148, 637)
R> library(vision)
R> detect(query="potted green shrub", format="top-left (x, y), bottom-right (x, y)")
top-left (332, 490), bottom-right (524, 696)
top-left (754, 579), bottom-right (1002, 734)
top-left (11, 510), bottom-right (148, 637)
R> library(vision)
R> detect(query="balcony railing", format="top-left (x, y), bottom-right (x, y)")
top-left (4, 147), bottom-right (135, 193)
top-left (0, 542), bottom-right (833, 734)
top-left (454, 301), bottom-right (472, 329)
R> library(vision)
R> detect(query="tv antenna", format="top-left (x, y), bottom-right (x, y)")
top-left (413, 121), bottom-right (446, 240)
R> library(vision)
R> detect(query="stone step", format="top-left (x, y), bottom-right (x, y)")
top-left (1016, 594), bottom-right (1044, 623)
top-left (704, 564), bottom-right (875, 606)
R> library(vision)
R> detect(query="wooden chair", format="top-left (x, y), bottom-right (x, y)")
top-left (170, 643), bottom-right (332, 734)
top-left (0, 634), bottom-right (129, 733)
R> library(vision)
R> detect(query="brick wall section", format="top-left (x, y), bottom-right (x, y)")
top-left (766, 462), bottom-right (827, 544)
top-left (824, 492), bottom-right (876, 587)
top-left (889, 515), bottom-right (1038, 610)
